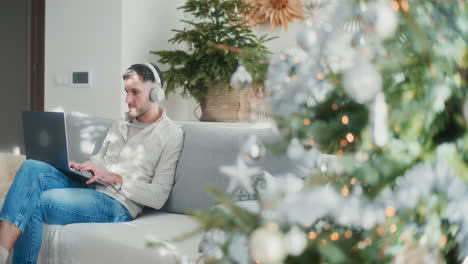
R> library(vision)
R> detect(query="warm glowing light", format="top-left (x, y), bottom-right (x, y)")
top-left (345, 230), bottom-right (353, 239)
top-left (364, 237), bottom-right (372, 246)
top-left (337, 149), bottom-right (344, 156)
top-left (459, 0), bottom-right (465, 9)
top-left (324, 225), bottom-right (330, 231)
top-left (389, 224), bottom-right (398, 233)
top-left (401, 0), bottom-right (409, 11)
top-left (317, 72), bottom-right (325, 80)
top-left (385, 206), bottom-right (396, 217)
top-left (399, 232), bottom-right (410, 242)
top-left (267, 222), bottom-right (279, 231)
top-left (439, 235), bottom-right (447, 247)
top-left (330, 232), bottom-right (340, 241)
top-left (255, 261), bottom-right (261, 264)
top-left (279, 54), bottom-right (286, 61)
top-left (308, 232), bottom-right (317, 240)
top-left (340, 139), bottom-right (348, 147)
top-left (332, 104), bottom-right (339, 111)
top-left (294, 56), bottom-right (301, 64)
top-left (321, 239), bottom-right (328, 246)
top-left (290, 75), bottom-right (298, 81)
top-left (306, 138), bottom-right (316, 147)
top-left (341, 185), bottom-right (350, 197)
top-left (350, 178), bottom-right (357, 185)
top-left (346, 133), bottom-right (355, 143)
top-left (429, 64), bottom-right (437, 77)
top-left (393, 125), bottom-right (400, 132)
top-left (363, 47), bottom-right (371, 57)
top-left (377, 226), bottom-right (385, 237)
top-left (341, 115), bottom-right (349, 125)
top-left (304, 118), bottom-right (311, 126)
top-left (357, 241), bottom-right (366, 249)
top-left (391, 1), bottom-right (400, 11)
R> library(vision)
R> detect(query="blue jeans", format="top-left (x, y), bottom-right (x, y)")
top-left (0, 160), bottom-right (132, 264)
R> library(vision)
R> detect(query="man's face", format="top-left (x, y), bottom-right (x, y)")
top-left (124, 73), bottom-right (154, 119)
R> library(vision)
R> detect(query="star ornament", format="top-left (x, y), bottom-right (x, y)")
top-left (220, 156), bottom-right (261, 194)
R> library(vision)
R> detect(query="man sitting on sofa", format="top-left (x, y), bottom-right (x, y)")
top-left (0, 63), bottom-right (184, 264)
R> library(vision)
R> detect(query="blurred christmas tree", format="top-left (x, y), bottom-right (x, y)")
top-left (194, 0), bottom-right (468, 263)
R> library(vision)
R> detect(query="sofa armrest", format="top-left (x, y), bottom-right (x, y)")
top-left (0, 154), bottom-right (25, 199)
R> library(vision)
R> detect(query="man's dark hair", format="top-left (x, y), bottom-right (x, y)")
top-left (122, 63), bottom-right (164, 87)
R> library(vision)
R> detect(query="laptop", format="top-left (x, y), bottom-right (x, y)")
top-left (22, 111), bottom-right (108, 186)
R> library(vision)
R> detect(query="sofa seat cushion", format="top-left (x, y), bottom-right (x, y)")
top-left (37, 211), bottom-right (202, 264)
top-left (0, 198), bottom-right (201, 264)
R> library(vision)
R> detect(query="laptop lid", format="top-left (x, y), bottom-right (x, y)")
top-left (22, 111), bottom-right (70, 171)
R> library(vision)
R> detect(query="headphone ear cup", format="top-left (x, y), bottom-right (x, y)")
top-left (156, 87), bottom-right (165, 102)
top-left (150, 87), bottom-right (158, 102)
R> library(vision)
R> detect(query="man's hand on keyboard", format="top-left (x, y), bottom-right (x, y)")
top-left (75, 161), bottom-right (123, 186)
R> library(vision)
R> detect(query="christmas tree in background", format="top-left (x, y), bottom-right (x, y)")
top-left (193, 0), bottom-right (468, 263)
top-left (151, 0), bottom-right (273, 103)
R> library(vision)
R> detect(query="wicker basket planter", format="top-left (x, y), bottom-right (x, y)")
top-left (200, 86), bottom-right (242, 122)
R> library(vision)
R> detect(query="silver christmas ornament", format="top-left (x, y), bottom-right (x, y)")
top-left (230, 65), bottom-right (253, 90)
top-left (370, 92), bottom-right (389, 147)
top-left (343, 59), bottom-right (382, 103)
top-left (296, 28), bottom-right (318, 52)
top-left (241, 135), bottom-right (266, 162)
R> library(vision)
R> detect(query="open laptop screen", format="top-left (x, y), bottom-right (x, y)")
top-left (22, 111), bottom-right (69, 171)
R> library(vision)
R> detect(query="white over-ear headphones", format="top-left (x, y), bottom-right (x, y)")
top-left (142, 62), bottom-right (165, 102)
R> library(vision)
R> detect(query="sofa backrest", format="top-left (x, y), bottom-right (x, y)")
top-left (163, 122), bottom-right (299, 214)
top-left (65, 113), bottom-right (298, 214)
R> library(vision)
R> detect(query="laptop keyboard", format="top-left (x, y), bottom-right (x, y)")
top-left (70, 168), bottom-right (94, 178)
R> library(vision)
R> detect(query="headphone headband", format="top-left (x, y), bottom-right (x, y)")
top-left (142, 62), bottom-right (161, 85)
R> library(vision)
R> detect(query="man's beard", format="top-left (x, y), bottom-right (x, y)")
top-left (129, 101), bottom-right (152, 119)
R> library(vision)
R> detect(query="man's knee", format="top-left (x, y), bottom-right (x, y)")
top-left (19, 160), bottom-right (49, 173)
top-left (16, 160), bottom-right (49, 179)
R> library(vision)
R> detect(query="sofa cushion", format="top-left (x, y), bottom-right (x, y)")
top-left (0, 154), bottom-right (25, 198)
top-left (163, 122), bottom-right (298, 214)
top-left (37, 211), bottom-right (202, 264)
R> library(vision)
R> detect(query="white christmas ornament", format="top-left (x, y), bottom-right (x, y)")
top-left (375, 1), bottom-right (398, 39)
top-left (219, 156), bottom-right (261, 194)
top-left (324, 31), bottom-right (356, 72)
top-left (287, 138), bottom-right (305, 160)
top-left (230, 65), bottom-right (253, 90)
top-left (284, 226), bottom-right (308, 256)
top-left (302, 0), bottom-right (337, 29)
top-left (343, 59), bottom-right (382, 103)
top-left (371, 92), bottom-right (389, 147)
top-left (250, 224), bottom-right (286, 264)
top-left (296, 28), bottom-right (318, 52)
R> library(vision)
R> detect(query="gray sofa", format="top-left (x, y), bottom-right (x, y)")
top-left (0, 112), bottom-right (296, 264)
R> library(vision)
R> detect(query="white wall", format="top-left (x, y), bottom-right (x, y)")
top-left (45, 0), bottom-right (123, 119)
top-left (120, 0), bottom-right (193, 120)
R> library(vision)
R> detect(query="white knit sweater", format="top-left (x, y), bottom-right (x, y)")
top-left (90, 110), bottom-right (184, 218)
